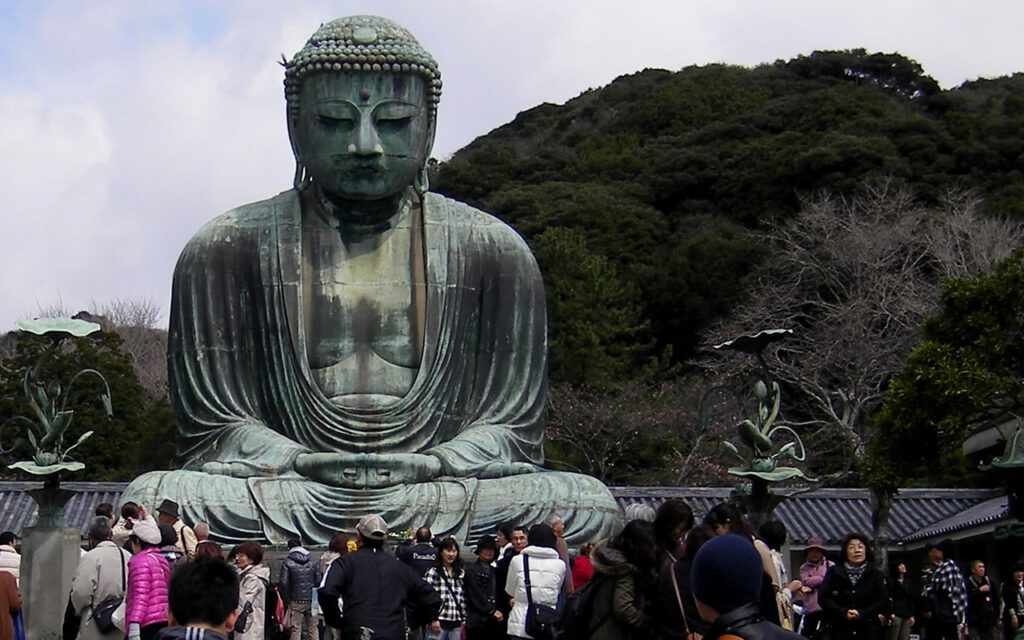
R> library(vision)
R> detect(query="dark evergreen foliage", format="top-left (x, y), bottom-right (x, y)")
top-left (0, 329), bottom-right (176, 481)
top-left (435, 50), bottom-right (1024, 382)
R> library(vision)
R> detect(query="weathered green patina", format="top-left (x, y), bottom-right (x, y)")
top-left (122, 15), bottom-right (620, 544)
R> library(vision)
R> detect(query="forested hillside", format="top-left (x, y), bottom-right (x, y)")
top-left (435, 49), bottom-right (1024, 486)
top-left (435, 49), bottom-right (1024, 379)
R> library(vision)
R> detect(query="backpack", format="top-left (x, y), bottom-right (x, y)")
top-left (556, 574), bottom-right (610, 640)
top-left (258, 577), bottom-right (289, 640)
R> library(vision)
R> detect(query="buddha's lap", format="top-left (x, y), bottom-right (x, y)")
top-left (122, 468), bottom-right (620, 544)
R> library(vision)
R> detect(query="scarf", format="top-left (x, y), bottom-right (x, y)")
top-left (845, 562), bottom-right (868, 585)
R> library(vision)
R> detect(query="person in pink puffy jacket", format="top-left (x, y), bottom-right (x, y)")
top-left (125, 514), bottom-right (171, 640)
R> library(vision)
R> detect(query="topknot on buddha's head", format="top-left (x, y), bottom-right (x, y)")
top-left (284, 15), bottom-right (442, 121)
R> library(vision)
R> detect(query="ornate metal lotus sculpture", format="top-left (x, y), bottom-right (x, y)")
top-left (712, 329), bottom-right (813, 527)
top-left (1, 318), bottom-right (112, 477)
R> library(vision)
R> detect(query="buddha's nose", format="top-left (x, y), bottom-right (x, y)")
top-left (348, 119), bottom-right (384, 156)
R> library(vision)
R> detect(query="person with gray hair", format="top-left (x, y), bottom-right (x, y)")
top-left (71, 516), bottom-right (131, 640)
top-left (544, 514), bottom-right (574, 595)
top-left (623, 503), bottom-right (656, 523)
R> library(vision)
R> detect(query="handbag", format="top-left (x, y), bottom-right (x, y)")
top-left (235, 600), bottom-right (254, 635)
top-left (93, 548), bottom-right (126, 634)
top-left (522, 555), bottom-right (560, 640)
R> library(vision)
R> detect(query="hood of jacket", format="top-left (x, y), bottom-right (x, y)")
top-left (590, 539), bottom-right (636, 577)
top-left (287, 547), bottom-right (311, 564)
top-left (521, 545), bottom-right (560, 560)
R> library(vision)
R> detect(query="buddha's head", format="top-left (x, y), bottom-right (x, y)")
top-left (284, 16), bottom-right (441, 200)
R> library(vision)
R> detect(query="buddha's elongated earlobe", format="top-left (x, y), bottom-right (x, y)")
top-left (287, 115), bottom-right (312, 192)
top-left (414, 118), bottom-right (437, 195)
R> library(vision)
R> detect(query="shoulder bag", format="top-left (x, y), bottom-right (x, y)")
top-left (93, 548), bottom-right (126, 634)
top-left (671, 559), bottom-right (697, 640)
top-left (522, 555), bottom-right (560, 640)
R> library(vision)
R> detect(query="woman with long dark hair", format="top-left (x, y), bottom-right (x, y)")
top-left (588, 519), bottom-right (657, 640)
top-left (888, 561), bottom-right (915, 640)
top-left (819, 533), bottom-right (889, 640)
top-left (654, 500), bottom-right (694, 570)
top-left (424, 537), bottom-right (466, 640)
top-left (654, 525), bottom-right (712, 640)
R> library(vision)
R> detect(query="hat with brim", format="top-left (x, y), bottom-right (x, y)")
top-left (130, 517), bottom-right (162, 545)
top-left (156, 499), bottom-right (179, 519)
top-left (356, 514), bottom-right (388, 541)
top-left (802, 537), bottom-right (825, 552)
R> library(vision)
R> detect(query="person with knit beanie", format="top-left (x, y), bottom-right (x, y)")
top-left (692, 534), bottom-right (805, 640)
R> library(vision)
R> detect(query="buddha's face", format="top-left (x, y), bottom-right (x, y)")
top-left (293, 72), bottom-right (432, 201)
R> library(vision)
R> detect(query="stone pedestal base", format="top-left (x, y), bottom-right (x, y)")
top-left (22, 527), bottom-right (81, 640)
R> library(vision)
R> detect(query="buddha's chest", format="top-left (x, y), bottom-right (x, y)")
top-left (301, 219), bottom-right (426, 401)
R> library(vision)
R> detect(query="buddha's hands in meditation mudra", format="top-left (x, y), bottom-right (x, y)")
top-left (197, 425), bottom-right (538, 488)
top-left (294, 452), bottom-right (442, 489)
top-left (292, 453), bottom-right (539, 488)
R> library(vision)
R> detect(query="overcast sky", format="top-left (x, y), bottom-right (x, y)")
top-left (1, 0), bottom-right (1022, 331)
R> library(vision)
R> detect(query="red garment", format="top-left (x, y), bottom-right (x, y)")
top-left (0, 572), bottom-right (21, 640)
top-left (571, 555), bottom-right (593, 592)
top-left (125, 547), bottom-right (171, 628)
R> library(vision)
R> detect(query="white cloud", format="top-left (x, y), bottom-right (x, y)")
top-left (0, 0), bottom-right (1022, 331)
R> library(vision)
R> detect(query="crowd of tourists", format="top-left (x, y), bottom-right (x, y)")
top-left (0, 498), bottom-right (1021, 640)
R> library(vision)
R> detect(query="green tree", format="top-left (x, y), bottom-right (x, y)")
top-left (530, 227), bottom-right (653, 384)
top-left (0, 328), bottom-right (175, 480)
top-left (868, 248), bottom-right (1024, 492)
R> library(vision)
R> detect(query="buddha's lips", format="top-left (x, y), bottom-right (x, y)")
top-left (335, 158), bottom-right (386, 176)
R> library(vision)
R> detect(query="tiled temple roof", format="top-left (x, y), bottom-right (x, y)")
top-left (610, 486), bottom-right (1007, 548)
top-left (0, 482), bottom-right (1006, 548)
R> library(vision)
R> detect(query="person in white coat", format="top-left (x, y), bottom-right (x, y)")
top-left (71, 517), bottom-right (132, 640)
top-left (504, 524), bottom-right (566, 640)
top-left (0, 532), bottom-right (20, 586)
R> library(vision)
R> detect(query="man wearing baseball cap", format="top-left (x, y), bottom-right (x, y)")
top-left (318, 514), bottom-right (440, 640)
top-left (692, 534), bottom-right (805, 640)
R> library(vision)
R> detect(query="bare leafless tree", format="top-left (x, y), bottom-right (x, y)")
top-left (21, 298), bottom-right (168, 397)
top-left (705, 180), bottom-right (1024, 479)
top-left (90, 299), bottom-right (167, 397)
top-left (545, 378), bottom-right (738, 485)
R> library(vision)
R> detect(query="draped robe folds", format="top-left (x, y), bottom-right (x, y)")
top-left (123, 189), bottom-right (620, 544)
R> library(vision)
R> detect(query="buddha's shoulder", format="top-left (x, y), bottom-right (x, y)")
top-left (187, 191), bottom-right (297, 243)
top-left (425, 192), bottom-right (527, 244)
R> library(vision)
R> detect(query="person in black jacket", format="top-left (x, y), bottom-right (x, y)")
top-left (886, 561), bottom-right (915, 640)
top-left (1000, 562), bottom-right (1023, 640)
top-left (280, 538), bottom-right (321, 640)
top-left (396, 528), bottom-right (439, 578)
top-left (691, 533), bottom-right (805, 640)
top-left (819, 533), bottom-right (889, 640)
top-left (318, 515), bottom-right (441, 640)
top-left (966, 560), bottom-right (999, 640)
top-left (463, 536), bottom-right (503, 640)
